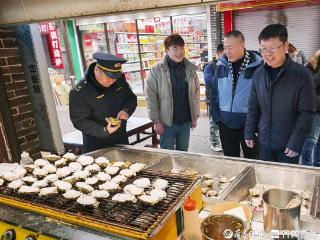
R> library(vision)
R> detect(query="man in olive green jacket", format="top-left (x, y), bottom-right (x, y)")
top-left (146, 34), bottom-right (200, 151)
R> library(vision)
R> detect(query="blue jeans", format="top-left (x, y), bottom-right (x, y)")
top-left (301, 113), bottom-right (320, 166)
top-left (160, 122), bottom-right (191, 151)
top-left (314, 134), bottom-right (320, 167)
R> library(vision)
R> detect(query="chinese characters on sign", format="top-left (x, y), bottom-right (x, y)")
top-left (39, 22), bottom-right (64, 69)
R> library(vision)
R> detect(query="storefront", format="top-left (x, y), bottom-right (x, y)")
top-left (76, 6), bottom-right (209, 95)
top-left (217, 0), bottom-right (320, 60)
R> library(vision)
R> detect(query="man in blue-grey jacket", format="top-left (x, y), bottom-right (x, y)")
top-left (211, 30), bottom-right (262, 158)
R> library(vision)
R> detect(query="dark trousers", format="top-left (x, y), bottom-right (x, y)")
top-left (259, 145), bottom-right (300, 165)
top-left (218, 121), bottom-right (257, 159)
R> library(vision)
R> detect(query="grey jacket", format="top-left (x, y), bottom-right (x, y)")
top-left (146, 57), bottom-right (200, 127)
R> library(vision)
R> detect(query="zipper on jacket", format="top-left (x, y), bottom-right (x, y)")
top-left (230, 71), bottom-right (242, 112)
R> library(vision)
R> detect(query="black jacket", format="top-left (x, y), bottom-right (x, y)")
top-left (69, 62), bottom-right (137, 153)
top-left (314, 71), bottom-right (320, 112)
top-left (245, 56), bottom-right (315, 153)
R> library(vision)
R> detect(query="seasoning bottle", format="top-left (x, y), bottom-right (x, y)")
top-left (20, 151), bottom-right (33, 166)
top-left (183, 197), bottom-right (202, 240)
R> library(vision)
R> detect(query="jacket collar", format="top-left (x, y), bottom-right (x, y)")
top-left (263, 54), bottom-right (292, 73)
top-left (218, 50), bottom-right (262, 69)
top-left (161, 56), bottom-right (196, 76)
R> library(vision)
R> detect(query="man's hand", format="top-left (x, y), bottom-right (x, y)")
top-left (192, 120), bottom-right (197, 129)
top-left (117, 110), bottom-right (129, 120)
top-left (154, 122), bottom-right (164, 135)
top-left (105, 122), bottom-right (121, 135)
top-left (245, 140), bottom-right (255, 148)
top-left (284, 148), bottom-right (299, 158)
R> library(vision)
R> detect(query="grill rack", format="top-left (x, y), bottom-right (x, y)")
top-left (0, 170), bottom-right (198, 238)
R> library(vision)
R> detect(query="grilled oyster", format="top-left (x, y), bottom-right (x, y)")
top-left (84, 164), bottom-right (101, 173)
top-left (249, 187), bottom-right (260, 197)
top-left (218, 175), bottom-right (227, 183)
top-left (220, 183), bottom-right (230, 190)
top-left (44, 174), bottom-right (59, 183)
top-left (33, 167), bottom-right (49, 178)
top-left (77, 195), bottom-right (99, 207)
top-left (54, 158), bottom-right (68, 168)
top-left (123, 184), bottom-right (144, 196)
top-left (43, 154), bottom-right (60, 162)
top-left (34, 159), bottom-right (50, 167)
top-left (112, 193), bottom-right (136, 203)
top-left (4, 167), bottom-right (26, 182)
top-left (105, 166), bottom-right (119, 175)
top-left (63, 175), bottom-right (78, 185)
top-left (229, 176), bottom-right (237, 182)
top-left (95, 157), bottom-right (110, 167)
top-left (96, 172), bottom-right (111, 182)
top-left (112, 161), bottom-right (126, 167)
top-left (43, 164), bottom-right (56, 174)
top-left (119, 168), bottom-right (136, 178)
top-left (204, 179), bottom-right (214, 187)
top-left (39, 187), bottom-right (58, 197)
top-left (24, 164), bottom-right (37, 173)
top-left (73, 170), bottom-right (90, 180)
top-left (301, 191), bottom-right (312, 200)
top-left (185, 169), bottom-right (198, 176)
top-left (149, 189), bottom-right (166, 200)
top-left (90, 190), bottom-right (110, 199)
top-left (85, 177), bottom-right (99, 185)
top-left (139, 194), bottom-right (161, 205)
top-left (77, 155), bottom-right (94, 166)
top-left (32, 180), bottom-right (48, 188)
top-left (171, 168), bottom-right (181, 174)
top-left (76, 182), bottom-right (94, 193)
top-left (99, 181), bottom-right (120, 191)
top-left (202, 187), bottom-right (209, 194)
top-left (8, 179), bottom-right (24, 190)
top-left (133, 178), bottom-right (151, 188)
top-left (206, 190), bottom-right (218, 198)
top-left (53, 180), bottom-right (72, 192)
top-left (68, 162), bottom-right (83, 172)
top-left (63, 189), bottom-right (82, 199)
top-left (153, 179), bottom-right (169, 190)
top-left (56, 167), bottom-right (72, 178)
top-left (111, 175), bottom-right (127, 184)
top-left (203, 174), bottom-right (213, 179)
top-left (22, 176), bottom-right (37, 184)
top-left (18, 185), bottom-right (40, 195)
top-left (129, 163), bottom-right (146, 173)
top-left (63, 152), bottom-right (77, 162)
top-left (0, 178), bottom-right (4, 186)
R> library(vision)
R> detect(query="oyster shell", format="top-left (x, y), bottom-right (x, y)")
top-left (90, 190), bottom-right (110, 199)
top-left (112, 193), bottom-right (136, 203)
top-left (133, 178), bottom-right (150, 188)
top-left (63, 189), bottom-right (82, 199)
top-left (301, 191), bottom-right (311, 200)
top-left (39, 187), bottom-right (58, 197)
top-left (111, 175), bottom-right (127, 184)
top-left (18, 185), bottom-right (39, 194)
top-left (63, 152), bottom-right (77, 162)
top-left (43, 154), bottom-right (60, 162)
top-left (84, 164), bottom-right (101, 173)
top-left (77, 156), bottom-right (94, 166)
top-left (204, 179), bottom-right (214, 187)
top-left (105, 166), bottom-right (119, 175)
top-left (99, 181), bottom-right (119, 191)
top-left (69, 162), bottom-right (83, 172)
top-left (32, 180), bottom-right (48, 188)
top-left (112, 161), bottom-right (126, 167)
top-left (185, 169), bottom-right (198, 176)
top-left (203, 174), bottom-right (213, 179)
top-left (0, 178), bottom-right (4, 186)
top-left (56, 167), bottom-right (72, 178)
top-left (95, 157), bottom-right (110, 167)
top-left (171, 168), bottom-right (181, 174)
top-left (202, 187), bottom-right (209, 194)
top-left (85, 177), bottom-right (99, 185)
top-left (123, 184), bottom-right (144, 196)
top-left (53, 180), bottom-right (72, 192)
top-left (55, 158), bottom-right (68, 168)
top-left (43, 164), bottom-right (56, 174)
top-left (73, 170), bottom-right (90, 180)
top-left (149, 189), bottom-right (166, 200)
top-left (8, 179), bottom-right (24, 190)
top-left (33, 168), bottom-right (49, 178)
top-left (34, 159), bottom-right (50, 167)
top-left (206, 190), bottom-right (218, 198)
top-left (139, 194), bottom-right (160, 205)
top-left (96, 172), bottom-right (111, 182)
top-left (153, 179), bottom-right (169, 189)
top-left (76, 182), bottom-right (94, 193)
top-left (25, 164), bottom-right (37, 173)
top-left (22, 176), bottom-right (37, 184)
top-left (77, 195), bottom-right (98, 207)
top-left (251, 198), bottom-right (262, 207)
top-left (249, 187), bottom-right (260, 197)
top-left (129, 163), bottom-right (146, 173)
top-left (119, 168), bottom-right (136, 178)
top-left (218, 175), bottom-right (227, 183)
top-left (63, 175), bottom-right (78, 184)
top-left (44, 174), bottom-right (59, 183)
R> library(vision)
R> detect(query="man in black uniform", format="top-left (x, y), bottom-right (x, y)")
top-left (69, 52), bottom-right (137, 153)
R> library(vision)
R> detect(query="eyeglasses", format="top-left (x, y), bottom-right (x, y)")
top-left (259, 44), bottom-right (283, 54)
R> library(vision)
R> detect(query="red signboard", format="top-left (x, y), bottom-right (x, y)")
top-left (40, 22), bottom-right (64, 69)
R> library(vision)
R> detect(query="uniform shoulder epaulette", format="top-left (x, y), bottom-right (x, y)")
top-left (75, 78), bottom-right (88, 92)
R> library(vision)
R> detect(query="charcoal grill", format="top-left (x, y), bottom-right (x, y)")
top-left (0, 170), bottom-right (201, 239)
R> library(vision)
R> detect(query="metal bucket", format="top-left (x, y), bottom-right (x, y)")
top-left (200, 214), bottom-right (245, 240)
top-left (262, 188), bottom-right (301, 233)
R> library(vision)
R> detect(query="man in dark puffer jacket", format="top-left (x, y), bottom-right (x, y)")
top-left (245, 24), bottom-right (315, 164)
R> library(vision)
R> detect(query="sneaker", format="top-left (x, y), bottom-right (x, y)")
top-left (210, 144), bottom-right (222, 152)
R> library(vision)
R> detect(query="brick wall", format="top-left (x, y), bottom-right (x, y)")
top-left (0, 28), bottom-right (41, 160)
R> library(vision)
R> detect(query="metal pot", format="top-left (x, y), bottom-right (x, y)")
top-left (262, 188), bottom-right (301, 233)
top-left (200, 214), bottom-right (245, 240)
